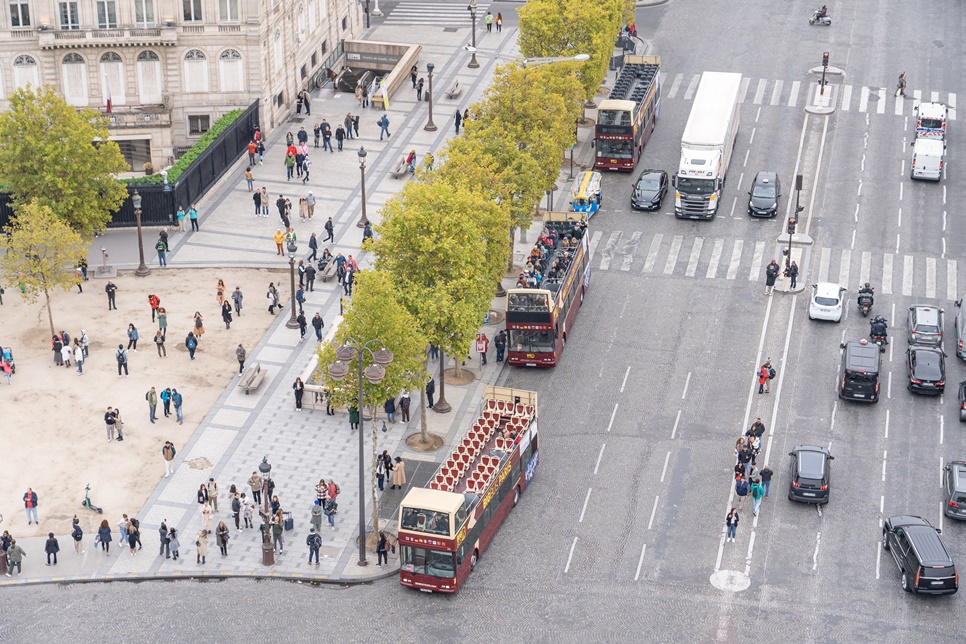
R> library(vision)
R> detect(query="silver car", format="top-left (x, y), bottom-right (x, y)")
top-left (908, 305), bottom-right (943, 347)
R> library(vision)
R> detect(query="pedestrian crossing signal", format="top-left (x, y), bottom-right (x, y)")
top-left (822, 52), bottom-right (829, 67)
top-left (787, 218), bottom-right (797, 236)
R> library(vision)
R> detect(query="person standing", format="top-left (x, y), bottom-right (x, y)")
top-left (162, 440), bottom-right (176, 477)
top-left (751, 479), bottom-right (765, 515)
top-left (207, 478), bottom-right (219, 513)
top-left (248, 472), bottom-right (262, 505)
top-left (222, 300), bottom-right (234, 329)
top-left (484, 10), bottom-right (493, 31)
top-left (311, 501), bottom-right (324, 533)
top-left (376, 454), bottom-right (387, 491)
top-left (148, 294), bottom-right (161, 322)
top-left (378, 114), bottom-right (391, 140)
top-left (495, 330), bottom-right (507, 362)
top-left (410, 64), bottom-right (418, 89)
top-left (74, 341), bottom-right (85, 375)
top-left (168, 528), bottom-right (181, 560)
top-left (764, 259), bottom-right (779, 295)
top-left (496, 11), bottom-right (502, 31)
top-left (305, 264), bottom-right (316, 292)
top-left (390, 456), bottom-right (407, 490)
top-left (185, 332), bottom-right (198, 360)
top-left (200, 501), bottom-right (213, 533)
top-left (97, 520), bottom-right (112, 554)
top-left (172, 389), bottom-right (184, 424)
top-left (230, 493), bottom-right (241, 531)
top-left (248, 140), bottom-right (257, 166)
top-left (155, 238), bottom-right (168, 267)
top-left (196, 530), bottom-right (208, 565)
top-left (217, 522), bottom-right (230, 556)
top-left (104, 406), bottom-right (118, 443)
top-left (272, 513), bottom-right (285, 549)
top-left (343, 113), bottom-right (354, 140)
top-left (7, 540), bottom-right (26, 575)
top-left (157, 307), bottom-right (167, 337)
top-left (312, 312), bottom-right (324, 341)
top-left (188, 204), bottom-right (200, 232)
top-left (335, 124), bottom-right (345, 151)
top-left (235, 344), bottom-right (246, 375)
top-left (321, 119), bottom-right (333, 153)
top-left (197, 483), bottom-right (209, 508)
top-left (399, 390), bottom-right (411, 423)
top-left (266, 283), bottom-right (279, 315)
top-left (426, 377), bottom-right (435, 409)
top-left (760, 465), bottom-right (774, 497)
top-left (762, 359), bottom-right (774, 393)
top-left (343, 268), bottom-right (354, 296)
top-left (253, 188), bottom-right (262, 216)
top-left (384, 397), bottom-right (396, 423)
top-left (757, 365), bottom-right (768, 394)
top-left (127, 519), bottom-right (140, 555)
top-left (307, 527), bottom-right (322, 565)
top-left (81, 329), bottom-right (90, 357)
top-left (786, 261), bottom-right (799, 290)
top-left (161, 387), bottom-right (172, 418)
top-left (725, 509), bottom-right (739, 543)
top-left (416, 78), bottom-right (424, 102)
top-left (348, 406), bottom-right (360, 431)
top-left (323, 498), bottom-right (336, 530)
top-left (232, 287), bottom-right (244, 317)
top-left (127, 324), bottom-right (139, 351)
top-left (158, 520), bottom-right (170, 558)
top-left (242, 494), bottom-right (253, 529)
top-left (146, 387), bottom-right (158, 424)
top-left (376, 531), bottom-right (389, 567)
top-left (297, 311), bottom-right (307, 342)
top-left (71, 517), bottom-right (85, 555)
top-left (23, 488), bottom-right (39, 524)
top-left (105, 280), bottom-right (118, 310)
top-left (193, 311), bottom-right (205, 339)
top-left (293, 377), bottom-right (305, 411)
top-left (116, 344), bottom-right (129, 377)
top-left (176, 206), bottom-right (187, 231)
top-left (324, 217), bottom-right (335, 243)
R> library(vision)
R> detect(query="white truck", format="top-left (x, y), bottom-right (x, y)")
top-left (674, 72), bottom-right (742, 219)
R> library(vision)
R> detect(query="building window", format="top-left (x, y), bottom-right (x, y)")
top-left (100, 51), bottom-right (121, 62)
top-left (183, 49), bottom-right (208, 93)
top-left (218, 0), bottom-right (237, 21)
top-left (320, 40), bottom-right (327, 56)
top-left (275, 91), bottom-right (283, 107)
top-left (218, 49), bottom-right (244, 92)
top-left (59, 1), bottom-right (80, 29)
top-left (9, 0), bottom-right (30, 27)
top-left (13, 54), bottom-right (39, 89)
top-left (297, 3), bottom-right (306, 34)
top-left (311, 52), bottom-right (317, 67)
top-left (300, 64), bottom-right (306, 79)
top-left (96, 0), bottom-right (117, 28)
top-left (182, 0), bottom-right (201, 22)
top-left (188, 114), bottom-right (210, 135)
top-left (133, 0), bottom-right (154, 27)
top-left (61, 53), bottom-right (88, 106)
top-left (272, 28), bottom-right (282, 73)
top-left (137, 49), bottom-right (158, 61)
top-left (341, 16), bottom-right (346, 30)
top-left (136, 50), bottom-right (163, 104)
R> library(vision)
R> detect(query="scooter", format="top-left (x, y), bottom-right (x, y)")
top-left (870, 316), bottom-right (889, 352)
top-left (809, 10), bottom-right (832, 26)
top-left (82, 483), bottom-right (103, 514)
top-left (858, 293), bottom-right (874, 317)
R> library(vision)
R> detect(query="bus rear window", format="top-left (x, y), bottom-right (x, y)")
top-left (845, 371), bottom-right (877, 383)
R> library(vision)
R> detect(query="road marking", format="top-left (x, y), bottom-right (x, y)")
top-left (788, 81), bottom-right (801, 106)
top-left (660, 450), bottom-right (671, 483)
top-left (949, 93), bottom-right (957, 120)
top-left (620, 231), bottom-right (642, 271)
top-left (753, 79), bottom-right (767, 104)
top-left (682, 372), bottom-right (692, 399)
top-left (685, 237), bottom-right (704, 277)
top-left (749, 241), bottom-right (764, 281)
top-left (881, 495), bottom-right (885, 514)
top-left (706, 238), bottom-right (723, 279)
top-left (578, 487), bottom-right (592, 522)
top-left (642, 233), bottom-right (663, 273)
top-left (931, 90), bottom-right (940, 102)
top-left (664, 235), bottom-right (683, 275)
top-left (667, 73), bottom-right (684, 99)
top-left (740, 77), bottom-right (751, 103)
top-left (875, 542), bottom-right (881, 579)
top-left (838, 249), bottom-right (851, 289)
top-left (877, 88), bottom-right (886, 114)
top-left (948, 260), bottom-right (958, 302)
top-left (882, 253), bottom-right (893, 294)
top-left (599, 231), bottom-right (622, 270)
top-left (894, 94), bottom-right (904, 116)
top-left (588, 231), bottom-right (602, 258)
top-left (912, 89), bottom-right (922, 109)
top-left (684, 74), bottom-right (700, 100)
top-left (897, 207), bottom-right (902, 227)
top-left (902, 255), bottom-right (913, 296)
top-left (634, 543), bottom-right (647, 581)
top-left (606, 403), bottom-right (618, 432)
top-left (940, 414), bottom-right (944, 445)
top-left (647, 495), bottom-right (660, 530)
top-left (770, 80), bottom-right (783, 106)
top-left (859, 251), bottom-right (871, 287)
top-left (812, 532), bottom-right (822, 570)
top-left (882, 450), bottom-right (887, 482)
top-left (743, 530), bottom-right (756, 577)
top-left (926, 257), bottom-right (936, 299)
top-left (726, 239), bottom-right (743, 280)
top-left (564, 537), bottom-right (577, 573)
top-left (859, 86), bottom-right (870, 112)
top-left (593, 443), bottom-right (606, 475)
top-left (884, 409), bottom-right (890, 438)
top-left (818, 246), bottom-right (831, 282)
top-left (620, 366), bottom-right (630, 393)
top-left (671, 409), bottom-right (682, 439)
top-left (840, 84), bottom-right (852, 111)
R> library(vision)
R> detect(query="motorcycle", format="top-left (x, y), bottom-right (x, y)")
top-left (82, 483), bottom-right (103, 514)
top-left (870, 316), bottom-right (889, 352)
top-left (857, 293), bottom-right (874, 317)
top-left (809, 10), bottom-right (832, 26)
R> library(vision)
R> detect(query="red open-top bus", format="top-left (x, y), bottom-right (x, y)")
top-left (398, 387), bottom-right (539, 593)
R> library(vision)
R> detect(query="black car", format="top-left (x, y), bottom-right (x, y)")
top-left (907, 346), bottom-right (946, 395)
top-left (943, 461), bottom-right (966, 520)
top-left (747, 172), bottom-right (781, 218)
top-left (787, 445), bottom-right (833, 504)
top-left (959, 381), bottom-right (966, 421)
top-left (631, 169), bottom-right (668, 211)
top-left (882, 516), bottom-right (958, 594)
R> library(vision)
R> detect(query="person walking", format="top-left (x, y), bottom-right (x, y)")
top-left (188, 204), bottom-right (200, 232)
top-left (376, 531), bottom-right (389, 567)
top-left (378, 114), bottom-right (391, 140)
top-left (454, 109), bottom-right (463, 135)
top-left (266, 283), bottom-right (280, 315)
top-left (751, 478), bottom-right (765, 515)
top-left (894, 71), bottom-right (907, 97)
top-left (127, 520), bottom-right (139, 555)
top-left (168, 528), bottom-right (181, 561)
top-left (321, 119), bottom-right (333, 153)
top-left (757, 365), bottom-right (768, 394)
top-left (426, 377), bottom-right (435, 409)
top-left (71, 517), bottom-right (85, 555)
top-left (485, 10), bottom-right (493, 31)
top-left (361, 84), bottom-right (369, 109)
top-left (155, 238), bottom-right (168, 267)
top-left (197, 483), bottom-right (209, 507)
top-left (307, 233), bottom-right (319, 264)
top-left (196, 529), bottom-right (208, 565)
top-left (162, 440), bottom-right (176, 477)
top-left (126, 324), bottom-right (139, 350)
top-left (104, 406), bottom-right (118, 442)
top-left (172, 389), bottom-right (184, 424)
top-left (725, 509), bottom-right (739, 543)
top-left (222, 300), bottom-right (233, 329)
top-left (343, 268), bottom-right (354, 295)
top-left (22, 488), bottom-right (39, 524)
top-left (348, 406), bottom-right (360, 431)
top-left (185, 332), bottom-right (198, 360)
top-left (146, 387), bottom-right (158, 424)
top-left (158, 520), bottom-right (170, 558)
top-left (293, 377), bottom-right (305, 411)
top-left (105, 280), bottom-right (118, 310)
top-left (232, 343), bottom-right (246, 375)
top-left (399, 390), bottom-right (411, 423)
top-left (113, 343), bottom-right (129, 377)
top-left (216, 522), bottom-right (230, 556)
top-left (97, 520), bottom-right (112, 554)
top-left (324, 217), bottom-right (335, 243)
top-left (231, 287), bottom-right (244, 317)
top-left (496, 11), bottom-right (502, 31)
top-left (297, 311), bottom-right (307, 342)
top-left (734, 476), bottom-right (749, 510)
top-left (74, 341), bottom-right (84, 375)
top-left (765, 259), bottom-right (779, 295)
top-left (760, 465), bottom-right (774, 497)
top-left (7, 540), bottom-right (26, 575)
top-left (200, 500), bottom-right (213, 533)
top-left (390, 456), bottom-right (407, 490)
top-left (786, 261), bottom-right (799, 289)
top-left (311, 312), bottom-right (324, 342)
top-left (307, 527), bottom-right (322, 565)
top-left (762, 359), bottom-right (775, 393)
top-left (416, 77), bottom-right (424, 102)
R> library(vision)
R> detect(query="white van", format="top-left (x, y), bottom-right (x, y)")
top-left (910, 138), bottom-right (945, 181)
top-left (916, 102), bottom-right (947, 140)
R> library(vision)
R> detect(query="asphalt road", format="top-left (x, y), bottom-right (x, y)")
top-left (4, 1), bottom-right (966, 641)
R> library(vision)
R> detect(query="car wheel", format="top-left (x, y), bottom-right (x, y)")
top-left (882, 531), bottom-right (890, 551)
top-left (901, 571), bottom-right (911, 592)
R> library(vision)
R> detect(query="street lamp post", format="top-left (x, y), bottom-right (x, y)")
top-left (286, 240), bottom-right (300, 329)
top-left (328, 340), bottom-right (394, 566)
top-left (467, 1), bottom-right (480, 69)
top-left (356, 146), bottom-right (369, 228)
top-left (259, 457), bottom-right (274, 566)
top-left (132, 190), bottom-right (151, 277)
top-left (424, 63), bottom-right (438, 132)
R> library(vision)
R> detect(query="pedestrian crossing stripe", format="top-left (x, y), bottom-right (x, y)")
top-left (383, 2), bottom-right (491, 26)
top-left (588, 230), bottom-right (964, 301)
top-left (659, 72), bottom-right (957, 119)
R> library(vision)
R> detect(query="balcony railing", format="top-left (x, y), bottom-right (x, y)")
top-left (106, 108), bottom-right (173, 128)
top-left (39, 26), bottom-right (177, 49)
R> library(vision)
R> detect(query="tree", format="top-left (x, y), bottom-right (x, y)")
top-left (1, 201), bottom-right (87, 337)
top-left (0, 85), bottom-right (129, 237)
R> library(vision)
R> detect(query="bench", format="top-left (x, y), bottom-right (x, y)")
top-left (445, 79), bottom-right (462, 100)
top-left (320, 259), bottom-right (338, 283)
top-left (390, 156), bottom-right (408, 179)
top-left (241, 362), bottom-right (265, 394)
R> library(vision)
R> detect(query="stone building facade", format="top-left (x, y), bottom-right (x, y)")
top-left (0, 0), bottom-right (363, 170)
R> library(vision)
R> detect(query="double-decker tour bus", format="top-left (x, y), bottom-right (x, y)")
top-left (595, 55), bottom-right (661, 171)
top-left (506, 212), bottom-right (591, 367)
top-left (398, 387), bottom-right (539, 593)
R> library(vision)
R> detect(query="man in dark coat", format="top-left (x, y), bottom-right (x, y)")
top-left (426, 378), bottom-right (435, 409)
top-left (764, 260), bottom-right (780, 295)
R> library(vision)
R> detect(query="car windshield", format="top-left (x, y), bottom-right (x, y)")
top-left (798, 452), bottom-right (825, 479)
top-left (920, 118), bottom-right (943, 129)
top-left (752, 185), bottom-right (776, 198)
top-left (916, 324), bottom-right (940, 333)
top-left (677, 177), bottom-right (715, 194)
top-left (815, 296), bottom-right (839, 306)
top-left (638, 178), bottom-right (661, 190)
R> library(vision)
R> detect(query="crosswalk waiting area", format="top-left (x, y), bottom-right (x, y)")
top-left (382, 2), bottom-right (491, 26)
top-left (662, 72), bottom-right (957, 119)
top-left (589, 230), bottom-right (961, 302)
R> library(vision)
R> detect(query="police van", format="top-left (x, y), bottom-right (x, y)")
top-left (915, 102), bottom-right (947, 140)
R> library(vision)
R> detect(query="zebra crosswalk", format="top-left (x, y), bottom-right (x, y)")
top-left (382, 2), bottom-right (490, 26)
top-left (589, 230), bottom-right (961, 302)
top-left (660, 72), bottom-right (958, 120)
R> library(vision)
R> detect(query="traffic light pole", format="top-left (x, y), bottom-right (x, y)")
top-left (820, 51), bottom-right (829, 95)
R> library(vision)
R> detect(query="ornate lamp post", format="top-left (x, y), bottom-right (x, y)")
top-left (328, 340), bottom-right (394, 566)
top-left (424, 63), bottom-right (438, 132)
top-left (132, 190), bottom-right (151, 277)
top-left (259, 456), bottom-right (274, 566)
top-left (285, 239), bottom-right (300, 329)
top-left (467, 1), bottom-right (480, 69)
top-left (356, 146), bottom-right (369, 228)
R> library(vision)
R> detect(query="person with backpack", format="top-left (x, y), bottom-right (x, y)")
top-left (172, 389), bottom-right (184, 425)
top-left (725, 509), bottom-right (740, 543)
top-left (162, 441), bottom-right (176, 477)
top-left (762, 359), bottom-right (776, 393)
top-left (734, 476), bottom-right (749, 510)
top-left (376, 531), bottom-right (389, 567)
top-left (323, 497), bottom-right (337, 530)
top-left (115, 344), bottom-right (129, 377)
top-left (751, 479), bottom-right (765, 515)
top-left (71, 517), bottom-right (85, 555)
top-left (307, 527), bottom-right (322, 565)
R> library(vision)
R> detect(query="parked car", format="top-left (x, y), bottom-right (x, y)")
top-left (631, 169), bottom-right (668, 211)
top-left (747, 172), bottom-right (781, 218)
top-left (908, 305), bottom-right (944, 347)
top-left (943, 461), bottom-right (966, 520)
top-left (787, 445), bottom-right (833, 504)
top-left (959, 381), bottom-right (966, 421)
top-left (808, 283), bottom-right (846, 322)
top-left (906, 346), bottom-right (946, 395)
top-left (882, 516), bottom-right (958, 594)
top-left (953, 298), bottom-right (966, 358)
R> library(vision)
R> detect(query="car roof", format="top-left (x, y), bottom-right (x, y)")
top-left (918, 102), bottom-right (947, 118)
top-left (911, 305), bottom-right (940, 323)
top-left (909, 346), bottom-right (943, 361)
top-left (792, 445), bottom-right (830, 456)
top-left (888, 515), bottom-right (932, 528)
top-left (813, 282), bottom-right (843, 298)
top-left (637, 169), bottom-right (665, 179)
top-left (913, 138), bottom-right (944, 153)
top-left (906, 526), bottom-right (953, 565)
top-left (949, 462), bottom-right (966, 491)
top-left (753, 171), bottom-right (778, 184)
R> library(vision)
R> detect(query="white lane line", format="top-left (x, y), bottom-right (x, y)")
top-left (620, 366), bottom-right (630, 393)
top-left (564, 537), bottom-right (578, 573)
top-left (593, 443), bottom-right (606, 475)
top-left (753, 79), bottom-right (767, 104)
top-left (620, 231), bottom-right (642, 271)
top-left (877, 88), bottom-right (886, 114)
top-left (818, 246), bottom-right (831, 283)
top-left (875, 542), bottom-right (881, 579)
top-left (642, 233), bottom-right (663, 273)
top-left (902, 255), bottom-right (914, 296)
top-left (788, 81), bottom-right (801, 106)
top-left (682, 372), bottom-right (692, 399)
top-left (743, 530), bottom-right (757, 577)
top-left (647, 495), bottom-right (660, 530)
top-left (885, 409), bottom-right (890, 438)
top-left (706, 238), bottom-right (724, 279)
top-left (729, 196), bottom-right (738, 219)
top-left (664, 234), bottom-right (683, 275)
top-left (839, 249), bottom-right (852, 290)
top-left (770, 80), bottom-right (783, 106)
top-left (740, 77), bottom-right (751, 103)
top-left (578, 487), bottom-right (592, 523)
top-left (940, 456), bottom-right (945, 488)
top-left (634, 543), bottom-right (647, 581)
top-left (949, 93), bottom-right (957, 120)
top-left (882, 450), bottom-right (888, 482)
top-left (812, 532), bottom-right (822, 570)
top-left (588, 231), bottom-right (602, 258)
top-left (913, 89), bottom-right (922, 109)
top-left (660, 450), bottom-right (671, 483)
top-left (859, 86), bottom-right (870, 112)
top-left (940, 415), bottom-right (944, 445)
top-left (948, 260), bottom-right (958, 302)
top-left (749, 241), bottom-right (764, 281)
top-left (888, 372), bottom-right (892, 399)
top-left (671, 409), bottom-right (682, 439)
top-left (894, 94), bottom-right (904, 116)
top-left (726, 239), bottom-right (743, 280)
top-left (860, 251), bottom-right (871, 287)
top-left (881, 495), bottom-right (885, 514)
top-left (684, 74), bottom-right (700, 100)
top-left (940, 501), bottom-right (945, 535)
top-left (926, 257), bottom-right (937, 299)
top-left (685, 237), bottom-right (704, 277)
top-left (667, 73), bottom-right (684, 99)
top-left (606, 403), bottom-right (618, 432)
top-left (840, 84), bottom-right (852, 111)
top-left (882, 253), bottom-right (894, 294)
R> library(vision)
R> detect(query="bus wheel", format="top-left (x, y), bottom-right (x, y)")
top-left (470, 550), bottom-right (479, 571)
top-left (513, 486), bottom-right (520, 507)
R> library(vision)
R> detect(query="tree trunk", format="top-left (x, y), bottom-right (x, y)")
top-left (419, 387), bottom-right (428, 442)
top-left (434, 350), bottom-right (451, 413)
top-left (43, 288), bottom-right (55, 336)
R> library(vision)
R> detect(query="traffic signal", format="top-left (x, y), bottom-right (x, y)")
top-left (822, 52), bottom-right (829, 67)
top-left (787, 218), bottom-right (797, 236)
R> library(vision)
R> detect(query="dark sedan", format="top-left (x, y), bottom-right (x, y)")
top-left (631, 169), bottom-right (668, 211)
top-left (959, 381), bottom-right (966, 421)
top-left (787, 445), bottom-right (833, 504)
top-left (747, 171), bottom-right (781, 218)
top-left (907, 347), bottom-right (946, 395)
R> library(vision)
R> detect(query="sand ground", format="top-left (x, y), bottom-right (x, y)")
top-left (0, 267), bottom-right (285, 538)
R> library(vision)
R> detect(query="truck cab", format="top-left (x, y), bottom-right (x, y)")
top-left (674, 156), bottom-right (720, 218)
top-left (916, 102), bottom-right (947, 140)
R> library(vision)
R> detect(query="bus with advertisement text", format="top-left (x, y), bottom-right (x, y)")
top-left (506, 212), bottom-right (590, 367)
top-left (398, 387), bottom-right (539, 593)
top-left (595, 55), bottom-right (661, 171)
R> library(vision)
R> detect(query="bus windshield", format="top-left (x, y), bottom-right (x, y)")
top-left (508, 329), bottom-right (555, 353)
top-left (677, 176), bottom-right (716, 194)
top-left (508, 292), bottom-right (550, 313)
top-left (401, 507), bottom-right (451, 537)
top-left (400, 546), bottom-right (456, 579)
top-left (597, 139), bottom-right (633, 158)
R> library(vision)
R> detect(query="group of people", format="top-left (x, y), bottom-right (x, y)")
top-left (725, 417), bottom-right (775, 543)
top-left (515, 221), bottom-right (587, 290)
top-left (50, 329), bottom-right (88, 375)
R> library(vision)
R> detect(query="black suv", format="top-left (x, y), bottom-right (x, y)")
top-left (839, 340), bottom-right (880, 402)
top-left (787, 445), bottom-right (833, 504)
top-left (882, 516), bottom-right (958, 594)
top-left (944, 461), bottom-right (966, 520)
top-left (906, 346), bottom-right (946, 394)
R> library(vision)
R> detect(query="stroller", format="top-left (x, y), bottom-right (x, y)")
top-left (1, 346), bottom-right (14, 374)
